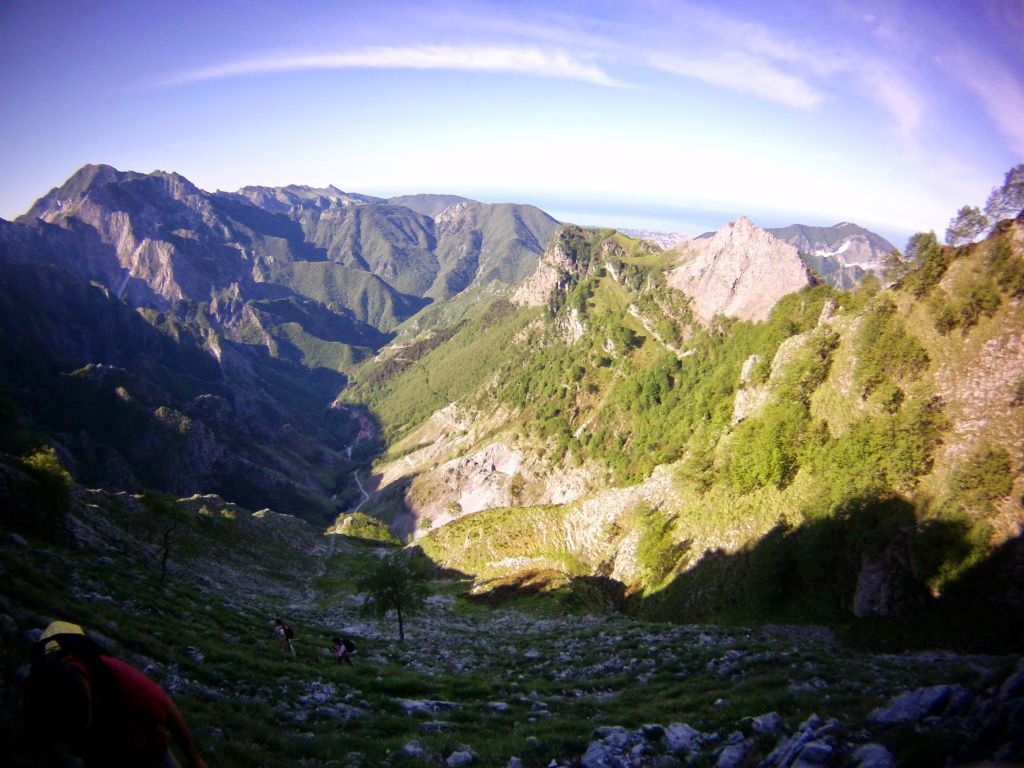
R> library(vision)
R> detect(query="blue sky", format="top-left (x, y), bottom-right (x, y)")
top-left (1, 0), bottom-right (1022, 245)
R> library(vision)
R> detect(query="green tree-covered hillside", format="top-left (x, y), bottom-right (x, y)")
top-left (356, 219), bottom-right (1023, 647)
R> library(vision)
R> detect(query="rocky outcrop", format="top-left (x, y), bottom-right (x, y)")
top-left (732, 354), bottom-right (769, 424)
top-left (667, 217), bottom-right (812, 323)
top-left (512, 256), bottom-right (561, 307)
top-left (513, 225), bottom-right (595, 307)
top-left (852, 538), bottom-right (923, 618)
top-left (400, 435), bottom-right (594, 539)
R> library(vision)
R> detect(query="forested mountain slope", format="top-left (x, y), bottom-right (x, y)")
top-left (350, 216), bottom-right (1024, 645)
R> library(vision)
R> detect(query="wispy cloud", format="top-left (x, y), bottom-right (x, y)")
top-left (857, 62), bottom-right (924, 137)
top-left (947, 53), bottom-right (1024, 157)
top-left (647, 5), bottom-right (929, 135)
top-left (161, 45), bottom-right (623, 89)
top-left (648, 51), bottom-right (823, 109)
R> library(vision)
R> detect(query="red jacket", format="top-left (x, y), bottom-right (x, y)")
top-left (64, 654), bottom-right (173, 767)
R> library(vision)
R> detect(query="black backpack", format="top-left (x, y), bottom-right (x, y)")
top-left (342, 637), bottom-right (355, 653)
top-left (27, 631), bottom-right (129, 740)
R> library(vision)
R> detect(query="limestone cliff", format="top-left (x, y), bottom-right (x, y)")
top-left (666, 217), bottom-right (813, 323)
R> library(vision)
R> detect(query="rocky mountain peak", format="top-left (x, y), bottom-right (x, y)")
top-left (29, 166), bottom-right (205, 219)
top-left (666, 217), bottom-right (812, 323)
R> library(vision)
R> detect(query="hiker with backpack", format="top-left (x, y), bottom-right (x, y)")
top-left (331, 635), bottom-right (356, 666)
top-left (22, 620), bottom-right (208, 768)
top-left (273, 617), bottom-right (295, 656)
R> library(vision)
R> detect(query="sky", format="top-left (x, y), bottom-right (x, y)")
top-left (1, 0), bottom-right (1022, 246)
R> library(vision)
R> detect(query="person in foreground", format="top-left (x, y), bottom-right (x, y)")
top-left (23, 620), bottom-right (208, 768)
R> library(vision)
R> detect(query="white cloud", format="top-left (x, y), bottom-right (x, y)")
top-left (161, 45), bottom-right (623, 89)
top-left (648, 50), bottom-right (823, 109)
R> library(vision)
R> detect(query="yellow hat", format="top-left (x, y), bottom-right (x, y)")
top-left (40, 621), bottom-right (85, 655)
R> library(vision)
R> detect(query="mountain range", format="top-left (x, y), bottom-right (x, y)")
top-left (0, 165), bottom-right (560, 519)
top-left (0, 164), bottom-right (902, 521)
top-left (1, 163), bottom-right (1021, 643)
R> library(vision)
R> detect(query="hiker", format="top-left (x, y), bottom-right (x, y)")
top-left (22, 620), bottom-right (208, 768)
top-left (273, 617), bottom-right (295, 656)
top-left (331, 635), bottom-right (356, 666)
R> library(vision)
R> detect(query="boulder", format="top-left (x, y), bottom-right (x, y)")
top-left (664, 722), bottom-right (703, 755)
top-left (402, 740), bottom-right (428, 759)
top-left (715, 743), bottom-right (748, 768)
top-left (869, 684), bottom-right (968, 724)
top-left (751, 712), bottom-right (783, 734)
top-left (793, 740), bottom-right (833, 765)
top-left (446, 747), bottom-right (477, 767)
top-left (420, 721), bottom-right (454, 732)
top-left (999, 661), bottom-right (1024, 700)
top-left (581, 742), bottom-right (619, 768)
top-left (850, 743), bottom-right (896, 768)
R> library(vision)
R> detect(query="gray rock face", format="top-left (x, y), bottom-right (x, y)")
top-left (0, 613), bottom-right (18, 640)
top-left (667, 217), bottom-right (812, 323)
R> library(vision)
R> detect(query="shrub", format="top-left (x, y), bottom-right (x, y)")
top-left (2, 445), bottom-right (73, 538)
top-left (902, 232), bottom-right (953, 298)
top-left (725, 402), bottom-right (807, 493)
top-left (633, 505), bottom-right (686, 589)
top-left (854, 298), bottom-right (929, 397)
top-left (335, 512), bottom-right (400, 544)
top-left (951, 445), bottom-right (1014, 513)
top-left (914, 512), bottom-right (991, 593)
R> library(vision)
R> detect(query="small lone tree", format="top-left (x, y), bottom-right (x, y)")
top-left (140, 491), bottom-right (190, 588)
top-left (945, 205), bottom-right (990, 246)
top-left (882, 248), bottom-right (911, 285)
top-left (356, 549), bottom-right (431, 642)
